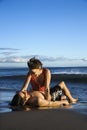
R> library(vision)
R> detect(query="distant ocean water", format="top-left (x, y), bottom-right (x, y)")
top-left (0, 67), bottom-right (87, 77)
top-left (0, 67), bottom-right (87, 114)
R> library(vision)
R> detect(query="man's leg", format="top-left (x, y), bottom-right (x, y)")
top-left (58, 81), bottom-right (78, 103)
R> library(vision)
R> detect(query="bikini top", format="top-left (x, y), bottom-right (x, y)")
top-left (30, 68), bottom-right (46, 93)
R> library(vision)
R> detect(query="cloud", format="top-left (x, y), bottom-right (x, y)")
top-left (1, 48), bottom-right (86, 65)
top-left (81, 58), bottom-right (87, 61)
top-left (0, 47), bottom-right (20, 57)
top-left (0, 51), bottom-right (18, 56)
top-left (0, 55), bottom-right (87, 64)
top-left (0, 55), bottom-right (57, 63)
top-left (0, 48), bottom-right (20, 51)
top-left (0, 48), bottom-right (87, 66)
top-left (0, 56), bottom-right (26, 63)
top-left (29, 55), bottom-right (67, 62)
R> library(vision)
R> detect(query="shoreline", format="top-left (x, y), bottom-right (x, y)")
top-left (0, 108), bottom-right (87, 130)
top-left (0, 72), bottom-right (87, 115)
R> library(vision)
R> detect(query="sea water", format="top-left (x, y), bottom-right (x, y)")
top-left (0, 67), bottom-right (87, 114)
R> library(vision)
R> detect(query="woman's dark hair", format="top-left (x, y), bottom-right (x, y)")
top-left (27, 57), bottom-right (42, 69)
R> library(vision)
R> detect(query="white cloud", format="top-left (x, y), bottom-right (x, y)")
top-left (0, 52), bottom-right (18, 56)
top-left (81, 58), bottom-right (87, 61)
top-left (0, 48), bottom-right (20, 51)
top-left (0, 48), bottom-right (87, 66)
top-left (0, 55), bottom-right (87, 65)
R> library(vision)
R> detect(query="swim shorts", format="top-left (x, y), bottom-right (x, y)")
top-left (50, 84), bottom-right (63, 101)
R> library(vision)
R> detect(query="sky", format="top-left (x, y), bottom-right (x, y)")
top-left (0, 0), bottom-right (87, 67)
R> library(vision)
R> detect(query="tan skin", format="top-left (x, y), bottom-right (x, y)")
top-left (19, 67), bottom-right (77, 107)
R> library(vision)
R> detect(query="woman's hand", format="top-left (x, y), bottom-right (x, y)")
top-left (19, 90), bottom-right (30, 101)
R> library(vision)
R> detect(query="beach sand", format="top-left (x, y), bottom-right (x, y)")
top-left (0, 108), bottom-right (87, 130)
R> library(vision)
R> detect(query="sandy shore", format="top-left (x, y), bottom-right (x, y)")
top-left (0, 108), bottom-right (87, 130)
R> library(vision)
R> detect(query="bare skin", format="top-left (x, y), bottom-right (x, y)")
top-left (58, 81), bottom-right (78, 103)
top-left (21, 68), bottom-right (52, 101)
top-left (19, 68), bottom-right (77, 107)
top-left (19, 91), bottom-right (69, 107)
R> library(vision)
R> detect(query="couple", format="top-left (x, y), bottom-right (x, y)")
top-left (11, 57), bottom-right (77, 108)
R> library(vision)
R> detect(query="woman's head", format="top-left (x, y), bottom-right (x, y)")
top-left (27, 57), bottom-right (42, 70)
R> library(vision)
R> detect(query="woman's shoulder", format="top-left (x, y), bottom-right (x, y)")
top-left (43, 68), bottom-right (51, 74)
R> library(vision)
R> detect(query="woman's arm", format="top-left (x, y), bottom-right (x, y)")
top-left (21, 72), bottom-right (31, 92)
top-left (44, 69), bottom-right (51, 100)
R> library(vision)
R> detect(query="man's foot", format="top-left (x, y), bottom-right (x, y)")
top-left (70, 98), bottom-right (78, 104)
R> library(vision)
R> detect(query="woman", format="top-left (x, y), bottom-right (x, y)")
top-left (11, 57), bottom-right (77, 107)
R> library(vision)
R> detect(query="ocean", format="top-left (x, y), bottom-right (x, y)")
top-left (0, 67), bottom-right (87, 115)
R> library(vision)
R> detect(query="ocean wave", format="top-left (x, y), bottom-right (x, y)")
top-left (52, 71), bottom-right (87, 75)
top-left (51, 74), bottom-right (87, 82)
top-left (0, 87), bottom-right (17, 92)
top-left (0, 75), bottom-right (26, 80)
top-left (0, 74), bottom-right (87, 82)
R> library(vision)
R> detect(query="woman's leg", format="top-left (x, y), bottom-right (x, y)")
top-left (58, 81), bottom-right (78, 103)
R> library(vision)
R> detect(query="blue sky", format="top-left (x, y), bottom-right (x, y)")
top-left (0, 0), bottom-right (87, 67)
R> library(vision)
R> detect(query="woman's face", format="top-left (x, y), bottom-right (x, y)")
top-left (30, 68), bottom-right (42, 76)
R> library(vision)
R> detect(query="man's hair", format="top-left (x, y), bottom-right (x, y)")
top-left (27, 57), bottom-right (42, 69)
top-left (10, 93), bottom-right (25, 106)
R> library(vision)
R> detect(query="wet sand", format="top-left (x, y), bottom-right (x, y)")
top-left (0, 108), bottom-right (87, 130)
